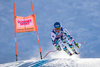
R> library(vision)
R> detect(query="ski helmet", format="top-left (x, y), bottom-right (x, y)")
top-left (54, 22), bottom-right (61, 28)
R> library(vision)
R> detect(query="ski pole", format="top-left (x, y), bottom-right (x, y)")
top-left (43, 50), bottom-right (57, 59)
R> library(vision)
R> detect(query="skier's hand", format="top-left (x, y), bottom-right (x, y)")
top-left (56, 45), bottom-right (61, 51)
top-left (74, 42), bottom-right (80, 48)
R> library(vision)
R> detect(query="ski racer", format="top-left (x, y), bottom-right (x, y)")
top-left (51, 22), bottom-right (80, 56)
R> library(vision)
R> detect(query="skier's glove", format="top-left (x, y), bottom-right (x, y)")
top-left (56, 45), bottom-right (61, 51)
top-left (74, 42), bottom-right (80, 48)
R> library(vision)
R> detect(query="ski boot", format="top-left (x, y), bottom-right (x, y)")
top-left (74, 52), bottom-right (80, 55)
top-left (72, 49), bottom-right (80, 55)
top-left (63, 46), bottom-right (73, 56)
top-left (68, 52), bottom-right (73, 56)
top-left (68, 44), bottom-right (80, 55)
top-left (56, 45), bottom-right (61, 51)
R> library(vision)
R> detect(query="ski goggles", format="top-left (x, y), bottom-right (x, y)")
top-left (55, 27), bottom-right (61, 31)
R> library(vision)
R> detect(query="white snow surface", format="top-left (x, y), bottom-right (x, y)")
top-left (0, 51), bottom-right (100, 67)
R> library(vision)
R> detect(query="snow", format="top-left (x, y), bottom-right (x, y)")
top-left (0, 51), bottom-right (100, 67)
top-left (0, 58), bottom-right (100, 67)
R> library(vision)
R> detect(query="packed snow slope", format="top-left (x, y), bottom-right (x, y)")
top-left (0, 51), bottom-right (100, 67)
top-left (1, 58), bottom-right (100, 67)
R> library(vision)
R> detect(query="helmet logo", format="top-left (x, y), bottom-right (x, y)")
top-left (55, 25), bottom-right (60, 28)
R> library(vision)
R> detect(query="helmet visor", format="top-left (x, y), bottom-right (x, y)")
top-left (54, 24), bottom-right (60, 28)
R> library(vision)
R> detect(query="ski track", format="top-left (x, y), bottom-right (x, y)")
top-left (19, 59), bottom-right (55, 67)
top-left (19, 60), bottom-right (49, 67)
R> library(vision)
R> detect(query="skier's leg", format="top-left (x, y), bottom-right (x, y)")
top-left (69, 44), bottom-right (80, 55)
top-left (61, 36), bottom-right (74, 55)
top-left (63, 46), bottom-right (73, 56)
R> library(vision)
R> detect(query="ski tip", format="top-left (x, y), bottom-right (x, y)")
top-left (76, 52), bottom-right (80, 55)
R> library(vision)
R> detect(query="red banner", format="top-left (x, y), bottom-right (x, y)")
top-left (15, 15), bottom-right (37, 33)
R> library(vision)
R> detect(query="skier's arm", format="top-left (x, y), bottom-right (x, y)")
top-left (51, 32), bottom-right (60, 46)
top-left (51, 32), bottom-right (57, 46)
top-left (51, 32), bottom-right (61, 51)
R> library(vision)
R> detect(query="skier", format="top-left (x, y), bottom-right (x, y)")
top-left (51, 22), bottom-right (80, 56)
